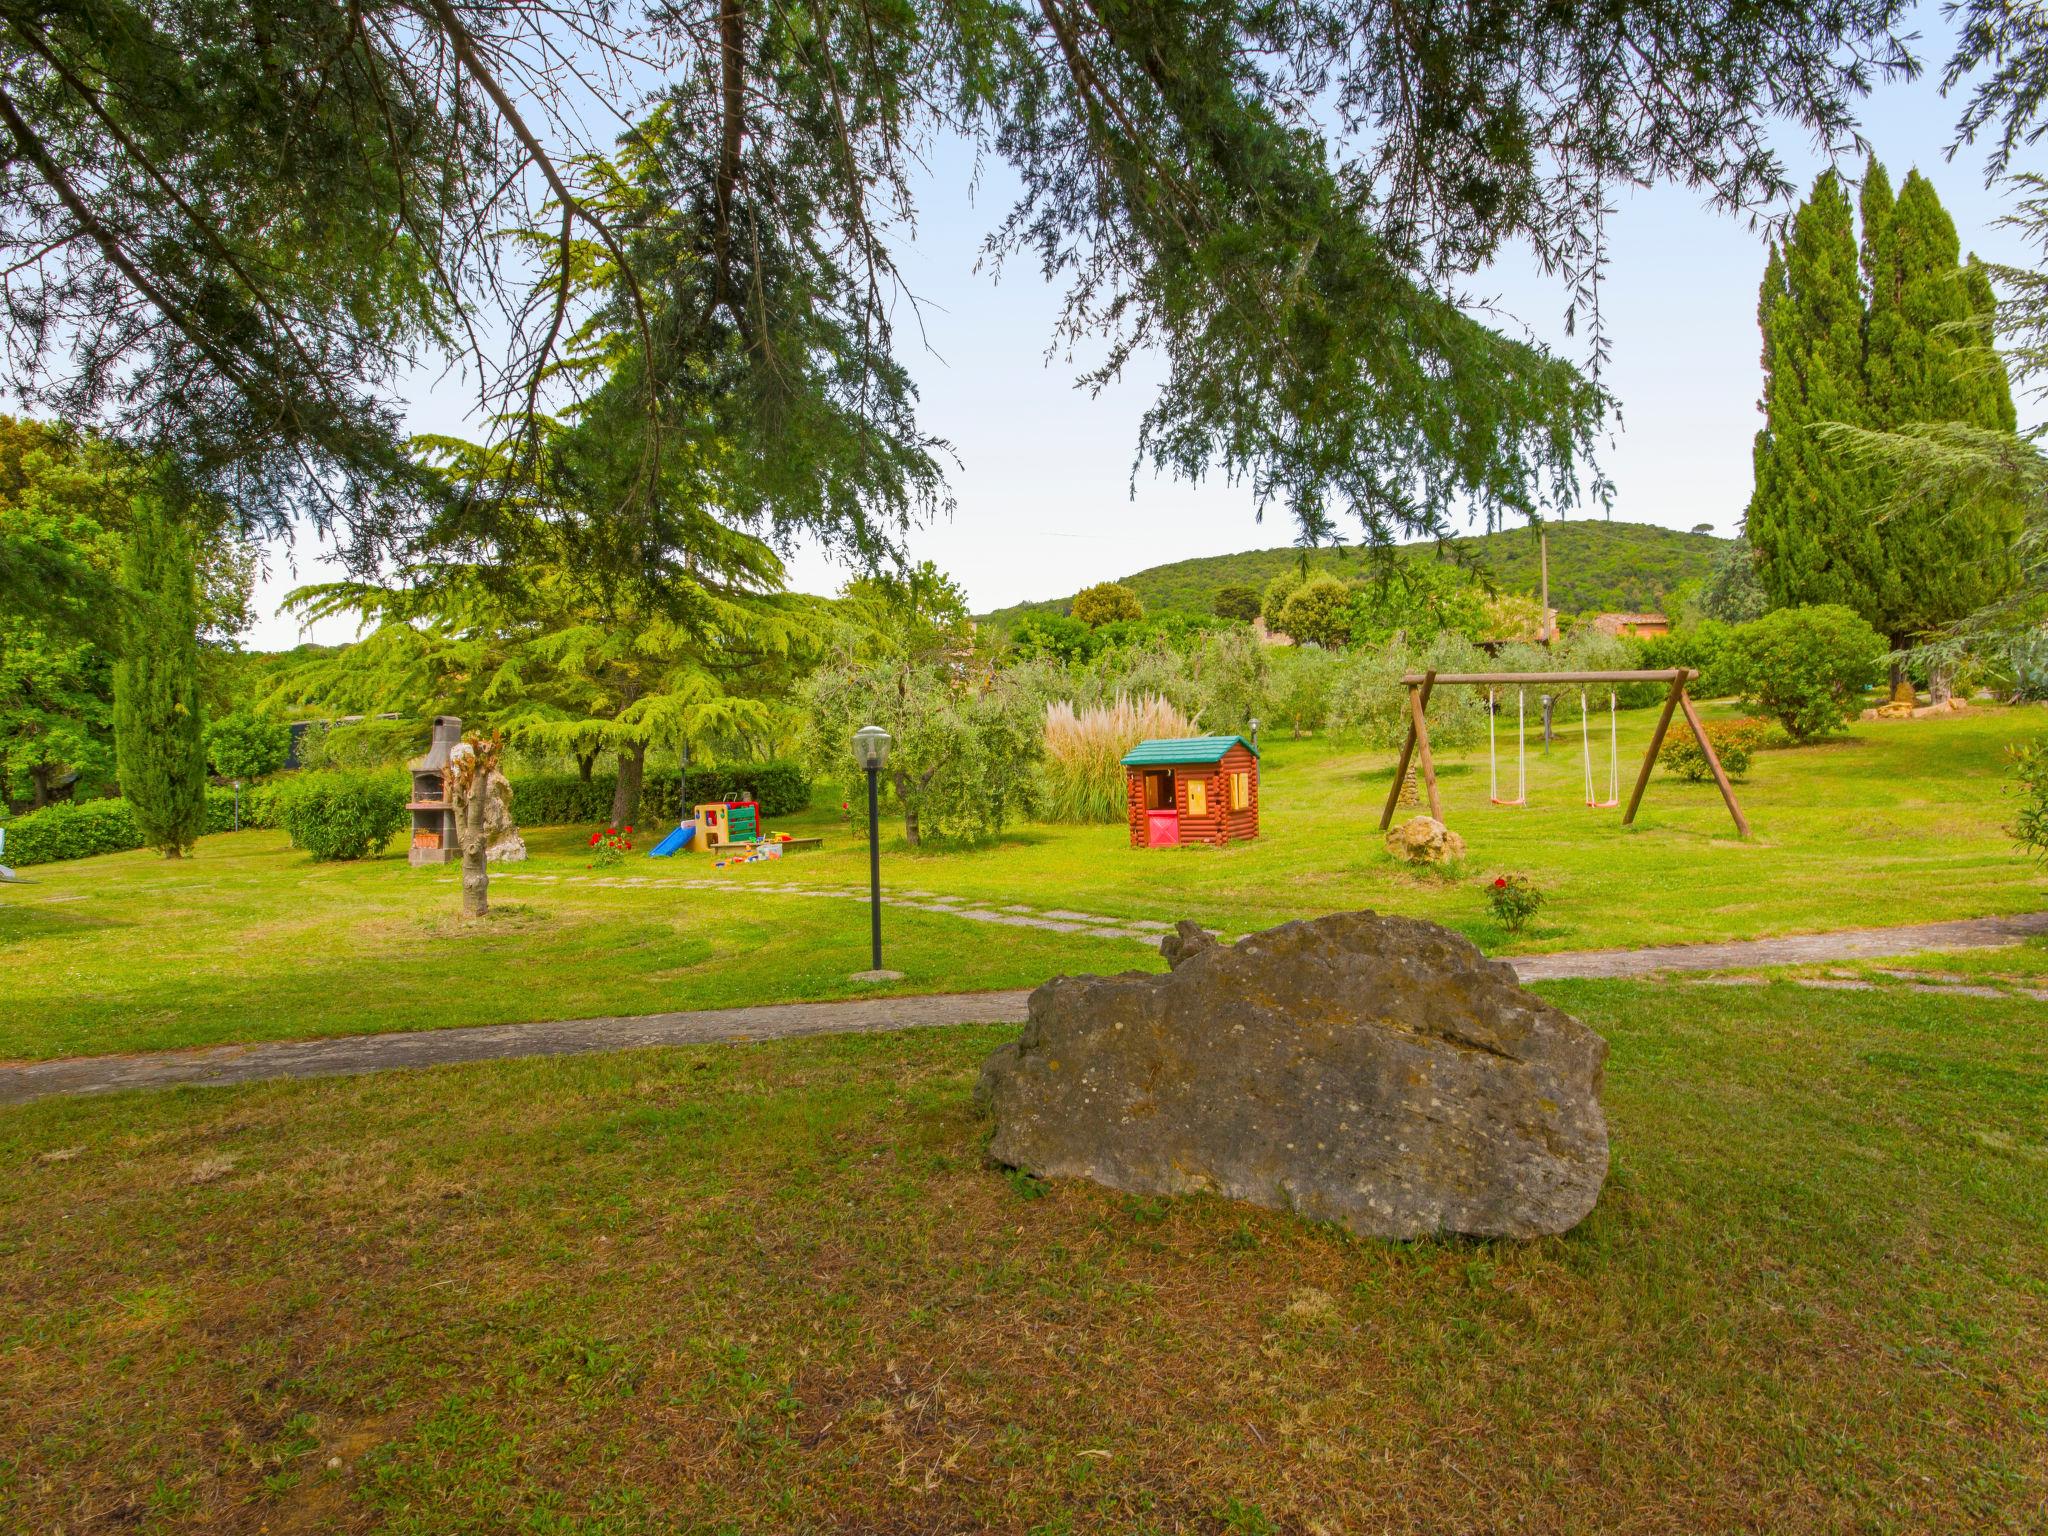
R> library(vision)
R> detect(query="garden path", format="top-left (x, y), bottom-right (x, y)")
top-left (490, 870), bottom-right (1177, 943)
top-left (4, 911), bottom-right (2044, 1107)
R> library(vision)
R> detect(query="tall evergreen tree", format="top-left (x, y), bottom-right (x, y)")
top-left (1859, 166), bottom-right (2020, 646)
top-left (1749, 162), bottom-right (2019, 661)
top-left (1748, 171), bottom-right (1885, 619)
top-left (113, 497), bottom-right (207, 857)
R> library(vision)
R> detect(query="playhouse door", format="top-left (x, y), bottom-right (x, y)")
top-left (1146, 809), bottom-right (1181, 846)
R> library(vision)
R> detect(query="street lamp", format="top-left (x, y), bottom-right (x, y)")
top-left (1248, 716), bottom-right (1260, 752)
top-left (851, 725), bottom-right (897, 979)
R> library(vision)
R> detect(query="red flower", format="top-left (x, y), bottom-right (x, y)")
top-left (625, 825), bottom-right (633, 834)
top-left (589, 831), bottom-right (600, 845)
top-left (1494, 876), bottom-right (1508, 888)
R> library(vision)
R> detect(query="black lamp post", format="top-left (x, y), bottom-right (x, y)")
top-left (852, 724), bottom-right (895, 977)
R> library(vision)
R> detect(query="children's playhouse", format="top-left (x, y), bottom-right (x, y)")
top-left (1121, 735), bottom-right (1259, 848)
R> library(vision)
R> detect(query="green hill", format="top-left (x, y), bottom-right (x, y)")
top-left (982, 521), bottom-right (1726, 628)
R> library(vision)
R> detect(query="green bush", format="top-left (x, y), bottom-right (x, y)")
top-left (2007, 737), bottom-right (2048, 861)
top-left (1658, 716), bottom-right (1773, 782)
top-left (1640, 622), bottom-right (1741, 699)
top-left (1211, 583), bottom-right (1261, 622)
top-left (1723, 605), bottom-right (1885, 740)
top-left (271, 771), bottom-right (408, 860)
top-left (1070, 581), bottom-right (1143, 626)
top-left (512, 761), bottom-right (811, 827)
top-left (1, 789), bottom-right (244, 866)
top-left (206, 711), bottom-right (292, 781)
top-left (1276, 574), bottom-right (1356, 647)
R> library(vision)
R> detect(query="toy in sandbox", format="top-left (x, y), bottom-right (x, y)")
top-left (1121, 735), bottom-right (1260, 848)
top-left (649, 796), bottom-right (822, 865)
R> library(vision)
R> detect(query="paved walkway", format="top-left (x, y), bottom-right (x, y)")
top-left (5, 911), bottom-right (2044, 1107)
top-left (1507, 910), bottom-right (2048, 980)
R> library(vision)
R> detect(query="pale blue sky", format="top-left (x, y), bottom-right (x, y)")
top-left (251, 2), bottom-right (2041, 647)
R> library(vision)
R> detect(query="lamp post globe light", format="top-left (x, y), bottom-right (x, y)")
top-left (851, 726), bottom-right (901, 981)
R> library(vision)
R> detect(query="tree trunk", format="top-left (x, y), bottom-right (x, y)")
top-left (576, 751), bottom-right (596, 783)
top-left (610, 742), bottom-right (646, 827)
top-left (1928, 663), bottom-right (1955, 708)
top-left (461, 842), bottom-right (489, 919)
top-left (890, 768), bottom-right (920, 847)
top-left (1888, 658), bottom-right (1913, 704)
top-left (451, 769), bottom-right (491, 919)
top-left (28, 763), bottom-right (54, 809)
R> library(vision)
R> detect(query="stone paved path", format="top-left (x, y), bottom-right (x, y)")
top-left (491, 871), bottom-right (1177, 944)
top-left (4, 911), bottom-right (2044, 1107)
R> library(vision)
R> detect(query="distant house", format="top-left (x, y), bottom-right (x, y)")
top-left (1589, 612), bottom-right (1669, 639)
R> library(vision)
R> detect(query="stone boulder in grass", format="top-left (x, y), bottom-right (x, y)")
top-left (976, 911), bottom-right (1609, 1240)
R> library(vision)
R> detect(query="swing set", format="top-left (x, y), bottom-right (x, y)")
top-left (1380, 668), bottom-right (1750, 838)
top-left (1485, 685), bottom-right (1620, 808)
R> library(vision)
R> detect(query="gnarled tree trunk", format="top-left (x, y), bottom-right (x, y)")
top-left (611, 741), bottom-right (646, 828)
top-left (448, 732), bottom-right (507, 921)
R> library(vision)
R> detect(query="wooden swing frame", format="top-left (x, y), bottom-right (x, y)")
top-left (1378, 669), bottom-right (1750, 839)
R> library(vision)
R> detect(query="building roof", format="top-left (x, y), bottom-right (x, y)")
top-left (1120, 735), bottom-right (1259, 767)
top-left (1589, 611), bottom-right (1668, 635)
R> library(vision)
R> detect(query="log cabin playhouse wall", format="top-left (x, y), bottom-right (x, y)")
top-left (1121, 736), bottom-right (1260, 848)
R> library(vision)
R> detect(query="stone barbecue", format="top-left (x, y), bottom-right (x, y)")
top-left (408, 715), bottom-right (462, 866)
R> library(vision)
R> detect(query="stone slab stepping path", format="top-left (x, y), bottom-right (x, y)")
top-left (490, 871), bottom-right (1175, 943)
top-left (4, 911), bottom-right (2043, 1107)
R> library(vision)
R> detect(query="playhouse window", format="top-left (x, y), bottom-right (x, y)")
top-left (1143, 771), bottom-right (1175, 811)
top-left (1230, 770), bottom-right (1250, 810)
top-left (1185, 779), bottom-right (1207, 816)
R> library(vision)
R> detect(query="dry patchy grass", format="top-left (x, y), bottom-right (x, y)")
top-left (1, 978), bottom-right (2043, 1533)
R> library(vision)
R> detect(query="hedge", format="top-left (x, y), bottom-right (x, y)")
top-left (1, 788), bottom-right (244, 867)
top-left (0, 759), bottom-right (811, 865)
top-left (513, 761), bottom-right (811, 826)
top-left (270, 771), bottom-right (409, 860)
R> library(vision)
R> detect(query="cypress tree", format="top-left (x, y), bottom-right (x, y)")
top-left (113, 495), bottom-right (207, 857)
top-left (1860, 165), bottom-right (2020, 645)
top-left (1748, 170), bottom-right (1884, 619)
top-left (1748, 161), bottom-right (2020, 664)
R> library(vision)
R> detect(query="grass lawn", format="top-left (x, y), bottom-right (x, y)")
top-left (1, 978), bottom-right (2042, 1532)
top-left (2, 705), bottom-right (2043, 1062)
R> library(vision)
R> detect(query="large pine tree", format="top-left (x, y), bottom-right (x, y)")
top-left (113, 496), bottom-right (207, 857)
top-left (1749, 162), bottom-right (2018, 657)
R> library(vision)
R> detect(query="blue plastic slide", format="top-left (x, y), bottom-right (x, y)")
top-left (648, 823), bottom-right (697, 858)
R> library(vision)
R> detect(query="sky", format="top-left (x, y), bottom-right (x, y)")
top-left (246, 2), bottom-right (2043, 650)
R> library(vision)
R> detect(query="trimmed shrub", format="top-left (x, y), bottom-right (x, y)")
top-left (1659, 717), bottom-right (1773, 782)
top-left (1723, 605), bottom-right (1885, 740)
top-left (271, 771), bottom-right (408, 860)
top-left (1, 788), bottom-right (244, 866)
top-left (513, 761), bottom-right (810, 827)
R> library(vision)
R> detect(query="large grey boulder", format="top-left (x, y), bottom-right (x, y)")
top-left (976, 911), bottom-right (1608, 1240)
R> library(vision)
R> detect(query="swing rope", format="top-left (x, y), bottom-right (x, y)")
top-left (1489, 688), bottom-right (1527, 807)
top-left (1581, 689), bottom-right (1620, 808)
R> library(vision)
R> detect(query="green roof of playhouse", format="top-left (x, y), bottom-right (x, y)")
top-left (1120, 735), bottom-right (1259, 767)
